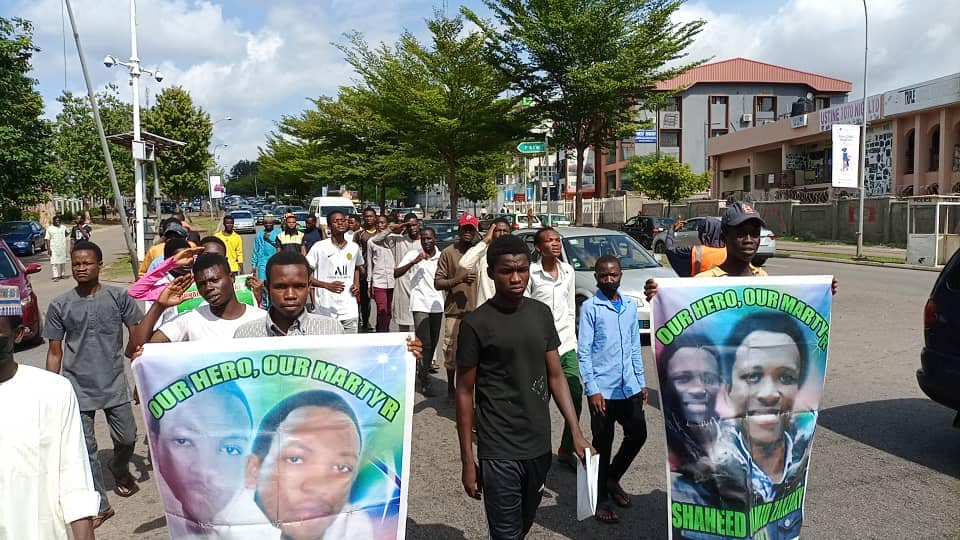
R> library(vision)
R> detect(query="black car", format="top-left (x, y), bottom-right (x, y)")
top-left (619, 215), bottom-right (675, 249)
top-left (422, 220), bottom-right (460, 252)
top-left (918, 248), bottom-right (960, 427)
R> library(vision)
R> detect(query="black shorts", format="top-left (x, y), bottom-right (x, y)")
top-left (480, 453), bottom-right (552, 540)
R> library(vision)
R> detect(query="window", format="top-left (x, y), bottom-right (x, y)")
top-left (710, 96), bottom-right (728, 106)
top-left (606, 171), bottom-right (617, 190)
top-left (814, 97), bottom-right (831, 110)
top-left (605, 142), bottom-right (617, 165)
top-left (743, 175), bottom-right (751, 192)
top-left (905, 129), bottom-right (915, 174)
top-left (0, 251), bottom-right (19, 279)
top-left (930, 126), bottom-right (940, 172)
top-left (711, 129), bottom-right (729, 137)
top-left (562, 234), bottom-right (658, 271)
top-left (709, 96), bottom-right (729, 137)
top-left (660, 130), bottom-right (681, 147)
top-left (757, 96), bottom-right (776, 113)
top-left (661, 96), bottom-right (681, 112)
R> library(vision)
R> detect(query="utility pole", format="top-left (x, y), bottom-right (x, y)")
top-left (855, 0), bottom-right (869, 260)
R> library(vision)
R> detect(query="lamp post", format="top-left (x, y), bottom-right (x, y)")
top-left (103, 0), bottom-right (163, 263)
top-left (855, 0), bottom-right (869, 259)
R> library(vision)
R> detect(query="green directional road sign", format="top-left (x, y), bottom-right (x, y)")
top-left (517, 141), bottom-right (546, 154)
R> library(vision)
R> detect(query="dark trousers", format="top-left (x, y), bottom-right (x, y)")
top-left (81, 403), bottom-right (138, 511)
top-left (372, 287), bottom-right (393, 332)
top-left (589, 392), bottom-right (647, 504)
top-left (480, 453), bottom-right (552, 540)
top-left (358, 279), bottom-right (372, 331)
top-left (413, 311), bottom-right (442, 388)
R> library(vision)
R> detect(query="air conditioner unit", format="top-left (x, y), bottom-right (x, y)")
top-left (741, 113), bottom-right (753, 123)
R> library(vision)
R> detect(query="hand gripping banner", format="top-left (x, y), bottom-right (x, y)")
top-left (652, 276), bottom-right (832, 540)
top-left (133, 334), bottom-right (415, 540)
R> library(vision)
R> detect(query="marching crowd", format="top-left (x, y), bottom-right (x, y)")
top-left (0, 202), bottom-right (838, 540)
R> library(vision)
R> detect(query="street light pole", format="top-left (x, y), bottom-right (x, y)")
top-left (855, 0), bottom-right (869, 259)
top-left (129, 0), bottom-right (146, 263)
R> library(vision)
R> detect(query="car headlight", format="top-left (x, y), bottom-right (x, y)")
top-left (14, 241), bottom-right (28, 246)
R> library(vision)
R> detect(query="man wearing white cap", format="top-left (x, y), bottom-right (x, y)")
top-left (0, 285), bottom-right (100, 538)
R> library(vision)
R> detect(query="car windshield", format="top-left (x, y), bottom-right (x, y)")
top-left (0, 249), bottom-right (19, 278)
top-left (563, 234), bottom-right (659, 271)
top-left (231, 211), bottom-right (252, 219)
top-left (294, 212), bottom-right (310, 220)
top-left (655, 217), bottom-right (675, 229)
top-left (318, 206), bottom-right (354, 217)
top-left (0, 222), bottom-right (30, 235)
top-left (428, 222), bottom-right (458, 241)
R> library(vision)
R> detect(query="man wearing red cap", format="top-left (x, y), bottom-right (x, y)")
top-left (434, 213), bottom-right (479, 400)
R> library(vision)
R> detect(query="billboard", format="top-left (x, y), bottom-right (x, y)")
top-left (209, 175), bottom-right (225, 200)
top-left (565, 148), bottom-right (596, 194)
top-left (831, 124), bottom-right (861, 189)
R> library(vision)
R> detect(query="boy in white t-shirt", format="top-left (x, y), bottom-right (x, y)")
top-left (394, 227), bottom-right (443, 395)
top-left (306, 210), bottom-right (364, 333)
top-left (131, 253), bottom-right (266, 345)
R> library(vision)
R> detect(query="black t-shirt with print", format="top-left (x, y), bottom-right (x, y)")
top-left (457, 298), bottom-right (560, 460)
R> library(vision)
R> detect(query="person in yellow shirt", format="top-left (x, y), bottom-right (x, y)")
top-left (138, 221), bottom-right (189, 277)
top-left (215, 215), bottom-right (244, 275)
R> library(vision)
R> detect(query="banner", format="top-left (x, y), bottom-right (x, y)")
top-left (133, 334), bottom-right (416, 539)
top-left (565, 148), bottom-right (596, 194)
top-left (209, 175), bottom-right (225, 200)
top-left (176, 274), bottom-right (258, 313)
top-left (831, 125), bottom-right (860, 188)
top-left (652, 276), bottom-right (832, 540)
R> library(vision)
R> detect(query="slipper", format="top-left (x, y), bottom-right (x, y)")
top-left (112, 471), bottom-right (138, 497)
top-left (556, 453), bottom-right (578, 472)
top-left (595, 504), bottom-right (620, 524)
top-left (93, 507), bottom-right (115, 528)
top-left (608, 483), bottom-right (632, 508)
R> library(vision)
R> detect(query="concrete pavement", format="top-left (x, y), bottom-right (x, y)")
top-left (12, 229), bottom-right (959, 539)
top-left (777, 239), bottom-right (906, 259)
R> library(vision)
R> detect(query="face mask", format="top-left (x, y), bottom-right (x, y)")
top-left (598, 281), bottom-right (620, 298)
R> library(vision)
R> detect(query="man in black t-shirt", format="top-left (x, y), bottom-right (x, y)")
top-left (456, 235), bottom-right (593, 540)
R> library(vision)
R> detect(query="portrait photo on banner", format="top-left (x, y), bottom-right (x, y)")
top-left (652, 276), bottom-right (832, 540)
top-left (133, 333), bottom-right (416, 540)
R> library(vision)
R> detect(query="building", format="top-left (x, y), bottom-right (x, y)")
top-left (597, 57), bottom-right (851, 193)
top-left (707, 72), bottom-right (960, 202)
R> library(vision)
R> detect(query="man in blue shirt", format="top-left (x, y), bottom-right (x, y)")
top-left (578, 254), bottom-right (648, 525)
top-left (252, 216), bottom-right (280, 281)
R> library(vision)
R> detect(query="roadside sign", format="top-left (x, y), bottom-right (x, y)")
top-left (635, 130), bottom-right (657, 143)
top-left (517, 141), bottom-right (546, 153)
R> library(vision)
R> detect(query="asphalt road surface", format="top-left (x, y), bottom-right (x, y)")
top-left (13, 229), bottom-right (960, 539)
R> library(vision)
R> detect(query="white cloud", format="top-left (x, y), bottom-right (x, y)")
top-left (675, 0), bottom-right (960, 97)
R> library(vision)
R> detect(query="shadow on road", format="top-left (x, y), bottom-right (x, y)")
top-left (405, 518), bottom-right (468, 539)
top-left (818, 398), bottom-right (960, 479)
top-left (536, 483), bottom-right (668, 539)
top-left (133, 515), bottom-right (167, 534)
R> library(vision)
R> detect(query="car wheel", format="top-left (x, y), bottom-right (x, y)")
top-left (28, 243), bottom-right (35, 256)
top-left (654, 242), bottom-right (665, 254)
top-left (753, 255), bottom-right (768, 266)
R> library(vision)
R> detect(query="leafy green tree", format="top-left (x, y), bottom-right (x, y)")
top-left (228, 159), bottom-right (259, 181)
top-left (340, 11), bottom-right (529, 211)
top-left (464, 0), bottom-right (705, 224)
top-left (0, 17), bottom-right (54, 218)
top-left (625, 154), bottom-right (709, 213)
top-left (141, 86), bottom-right (213, 201)
top-left (51, 87), bottom-right (134, 207)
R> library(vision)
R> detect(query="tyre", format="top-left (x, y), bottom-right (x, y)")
top-left (753, 255), bottom-right (769, 266)
top-left (28, 243), bottom-right (35, 256)
top-left (654, 242), bottom-right (665, 254)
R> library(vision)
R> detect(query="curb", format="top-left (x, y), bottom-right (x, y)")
top-left (776, 252), bottom-right (941, 272)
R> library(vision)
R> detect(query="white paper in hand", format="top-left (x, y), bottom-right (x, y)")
top-left (576, 448), bottom-right (600, 521)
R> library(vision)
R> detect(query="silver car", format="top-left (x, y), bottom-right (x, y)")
top-left (651, 217), bottom-right (776, 266)
top-left (230, 210), bottom-right (256, 234)
top-left (514, 227), bottom-right (678, 335)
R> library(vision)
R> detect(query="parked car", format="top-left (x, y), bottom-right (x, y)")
top-left (0, 221), bottom-right (45, 256)
top-left (651, 216), bottom-right (776, 266)
top-left (160, 201), bottom-right (179, 214)
top-left (229, 210), bottom-right (256, 234)
top-left (538, 214), bottom-right (572, 227)
top-left (293, 211), bottom-right (310, 231)
top-left (422, 220), bottom-right (461, 252)
top-left (480, 213), bottom-right (543, 231)
top-left (513, 227), bottom-right (677, 335)
top-left (620, 215), bottom-right (675, 250)
top-left (0, 240), bottom-right (42, 345)
top-left (918, 247), bottom-right (960, 427)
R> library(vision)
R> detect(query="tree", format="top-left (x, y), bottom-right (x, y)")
top-left (625, 154), bottom-right (709, 213)
top-left (0, 17), bottom-right (54, 218)
top-left (141, 86), bottom-right (213, 202)
top-left (340, 11), bottom-right (529, 212)
top-left (228, 159), bottom-right (259, 181)
top-left (51, 86), bottom-right (134, 207)
top-left (464, 0), bottom-right (705, 224)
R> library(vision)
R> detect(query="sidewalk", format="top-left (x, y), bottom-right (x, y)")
top-left (777, 240), bottom-right (905, 259)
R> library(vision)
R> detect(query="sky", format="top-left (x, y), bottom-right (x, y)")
top-left (2, 0), bottom-right (958, 169)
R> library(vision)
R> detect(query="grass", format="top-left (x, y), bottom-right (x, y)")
top-left (186, 214), bottom-right (221, 234)
top-left (786, 251), bottom-right (906, 265)
top-left (777, 235), bottom-right (902, 249)
top-left (102, 255), bottom-right (137, 283)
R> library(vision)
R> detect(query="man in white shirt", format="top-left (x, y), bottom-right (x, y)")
top-left (394, 227), bottom-right (444, 396)
top-left (0, 288), bottom-right (99, 539)
top-left (307, 211), bottom-right (363, 333)
top-left (459, 217), bottom-right (512, 307)
top-left (131, 253), bottom-right (266, 345)
top-left (526, 227), bottom-right (582, 471)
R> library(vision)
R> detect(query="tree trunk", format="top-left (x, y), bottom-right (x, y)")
top-left (574, 147), bottom-right (585, 226)
top-left (447, 163), bottom-right (458, 216)
top-left (377, 182), bottom-right (387, 215)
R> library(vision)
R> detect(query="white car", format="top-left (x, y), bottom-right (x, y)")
top-left (230, 210), bottom-right (256, 234)
top-left (514, 227), bottom-right (678, 335)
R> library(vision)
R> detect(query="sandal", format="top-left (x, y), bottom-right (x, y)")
top-left (93, 506), bottom-right (115, 528)
top-left (112, 471), bottom-right (139, 497)
top-left (608, 482), bottom-right (632, 508)
top-left (595, 504), bottom-right (620, 524)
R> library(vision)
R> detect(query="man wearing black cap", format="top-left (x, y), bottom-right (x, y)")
top-left (695, 201), bottom-right (768, 278)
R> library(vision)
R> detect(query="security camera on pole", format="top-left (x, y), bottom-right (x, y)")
top-left (103, 0), bottom-right (164, 263)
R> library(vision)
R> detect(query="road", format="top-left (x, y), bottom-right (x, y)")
top-left (13, 229), bottom-right (960, 539)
